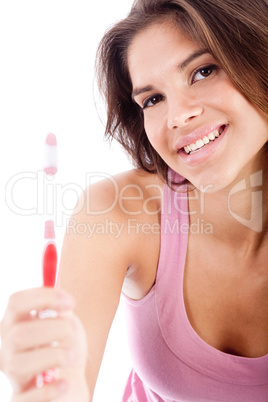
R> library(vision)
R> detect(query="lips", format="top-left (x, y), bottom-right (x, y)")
top-left (176, 124), bottom-right (227, 155)
top-left (176, 124), bottom-right (228, 165)
top-left (183, 125), bottom-right (225, 154)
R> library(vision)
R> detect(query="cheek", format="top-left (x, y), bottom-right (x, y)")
top-left (144, 111), bottom-right (167, 151)
top-left (214, 80), bottom-right (268, 141)
top-left (200, 77), bottom-right (236, 111)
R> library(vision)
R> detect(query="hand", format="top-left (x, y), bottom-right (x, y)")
top-left (0, 287), bottom-right (89, 401)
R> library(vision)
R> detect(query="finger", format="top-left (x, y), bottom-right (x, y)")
top-left (6, 317), bottom-right (74, 353)
top-left (5, 346), bottom-right (74, 389)
top-left (11, 379), bottom-right (68, 402)
top-left (1, 288), bottom-right (75, 333)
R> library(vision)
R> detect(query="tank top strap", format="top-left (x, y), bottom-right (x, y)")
top-left (155, 170), bottom-right (189, 328)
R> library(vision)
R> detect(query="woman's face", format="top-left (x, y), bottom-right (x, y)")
top-left (128, 22), bottom-right (268, 193)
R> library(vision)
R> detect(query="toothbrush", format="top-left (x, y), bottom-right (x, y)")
top-left (42, 133), bottom-right (58, 288)
top-left (36, 133), bottom-right (58, 388)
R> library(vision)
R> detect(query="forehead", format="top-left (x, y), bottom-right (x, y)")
top-left (127, 21), bottom-right (199, 85)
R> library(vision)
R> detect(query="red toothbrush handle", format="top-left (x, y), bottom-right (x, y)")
top-left (36, 240), bottom-right (58, 387)
top-left (43, 242), bottom-right (57, 287)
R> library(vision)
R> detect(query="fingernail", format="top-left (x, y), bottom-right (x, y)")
top-left (39, 309), bottom-right (58, 319)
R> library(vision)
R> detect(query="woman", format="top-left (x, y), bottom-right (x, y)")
top-left (1, 0), bottom-right (267, 400)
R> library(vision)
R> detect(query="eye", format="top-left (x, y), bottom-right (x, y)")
top-left (142, 94), bottom-right (164, 109)
top-left (191, 64), bottom-right (218, 84)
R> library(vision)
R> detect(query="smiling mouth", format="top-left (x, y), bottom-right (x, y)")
top-left (182, 125), bottom-right (226, 155)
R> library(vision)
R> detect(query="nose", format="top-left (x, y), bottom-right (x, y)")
top-left (167, 96), bottom-right (204, 130)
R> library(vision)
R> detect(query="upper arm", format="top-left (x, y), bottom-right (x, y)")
top-left (57, 176), bottom-right (132, 396)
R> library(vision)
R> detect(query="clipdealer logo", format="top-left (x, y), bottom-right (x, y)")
top-left (4, 171), bottom-right (163, 226)
top-left (5, 170), bottom-right (263, 233)
top-left (228, 170), bottom-right (263, 233)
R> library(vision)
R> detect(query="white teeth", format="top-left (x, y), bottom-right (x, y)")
top-left (183, 128), bottom-right (222, 154)
top-left (196, 139), bottom-right (204, 148)
top-left (185, 145), bottom-right (191, 153)
top-left (190, 143), bottom-right (197, 151)
top-left (208, 132), bottom-right (215, 141)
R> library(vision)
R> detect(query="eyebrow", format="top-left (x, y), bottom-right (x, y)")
top-left (178, 48), bottom-right (208, 71)
top-left (132, 85), bottom-right (155, 99)
top-left (131, 48), bottom-right (209, 99)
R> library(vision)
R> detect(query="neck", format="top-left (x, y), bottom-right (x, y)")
top-left (189, 163), bottom-right (268, 255)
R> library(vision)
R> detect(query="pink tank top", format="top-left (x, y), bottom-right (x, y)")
top-left (121, 175), bottom-right (268, 401)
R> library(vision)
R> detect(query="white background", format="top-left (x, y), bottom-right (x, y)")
top-left (0, 1), bottom-right (134, 400)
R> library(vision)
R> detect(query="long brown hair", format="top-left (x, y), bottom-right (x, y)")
top-left (96, 0), bottom-right (268, 184)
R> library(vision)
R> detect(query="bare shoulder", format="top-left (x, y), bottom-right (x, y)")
top-left (91, 168), bottom-right (164, 299)
top-left (70, 169), bottom-right (164, 232)
top-left (80, 168), bottom-right (164, 217)
top-left (61, 169), bottom-right (164, 300)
